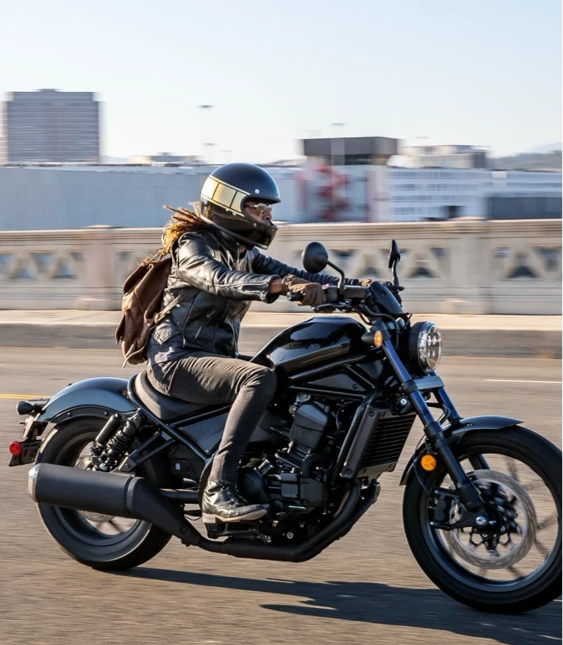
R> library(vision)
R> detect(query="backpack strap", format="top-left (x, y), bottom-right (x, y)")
top-left (153, 292), bottom-right (185, 324)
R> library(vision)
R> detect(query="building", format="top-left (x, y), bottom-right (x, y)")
top-left (302, 136), bottom-right (399, 166)
top-left (401, 144), bottom-right (489, 169)
top-left (386, 168), bottom-right (561, 221)
top-left (0, 163), bottom-right (559, 230)
top-left (0, 89), bottom-right (100, 163)
top-left (0, 165), bottom-right (303, 229)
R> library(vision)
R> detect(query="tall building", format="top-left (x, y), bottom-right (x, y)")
top-left (0, 89), bottom-right (100, 163)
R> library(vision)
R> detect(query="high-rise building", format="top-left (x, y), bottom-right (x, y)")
top-left (0, 89), bottom-right (100, 163)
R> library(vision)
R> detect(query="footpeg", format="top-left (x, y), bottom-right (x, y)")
top-left (203, 514), bottom-right (262, 540)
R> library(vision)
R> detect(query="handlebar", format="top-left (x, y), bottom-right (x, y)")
top-left (287, 284), bottom-right (367, 304)
top-left (286, 281), bottom-right (405, 316)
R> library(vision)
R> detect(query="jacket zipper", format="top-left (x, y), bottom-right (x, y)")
top-left (193, 309), bottom-right (216, 340)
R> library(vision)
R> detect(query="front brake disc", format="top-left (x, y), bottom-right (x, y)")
top-left (445, 469), bottom-right (538, 570)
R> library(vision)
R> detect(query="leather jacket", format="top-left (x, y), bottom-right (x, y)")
top-left (147, 229), bottom-right (351, 364)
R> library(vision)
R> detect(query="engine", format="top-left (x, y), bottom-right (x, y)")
top-left (241, 397), bottom-right (339, 514)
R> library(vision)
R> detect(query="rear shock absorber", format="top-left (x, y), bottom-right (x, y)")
top-left (96, 411), bottom-right (145, 471)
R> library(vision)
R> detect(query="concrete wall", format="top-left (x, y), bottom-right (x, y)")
top-left (0, 219), bottom-right (560, 314)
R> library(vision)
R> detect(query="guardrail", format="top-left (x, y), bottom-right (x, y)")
top-left (0, 219), bottom-right (560, 314)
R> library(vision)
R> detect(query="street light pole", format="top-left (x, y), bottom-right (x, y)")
top-left (198, 104), bottom-right (214, 164)
top-left (330, 122), bottom-right (345, 217)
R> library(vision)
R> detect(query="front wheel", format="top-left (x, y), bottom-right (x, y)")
top-left (403, 426), bottom-right (561, 613)
top-left (36, 418), bottom-right (173, 571)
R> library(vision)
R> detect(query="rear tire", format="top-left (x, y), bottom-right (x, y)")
top-left (403, 426), bottom-right (561, 613)
top-left (36, 417), bottom-right (173, 571)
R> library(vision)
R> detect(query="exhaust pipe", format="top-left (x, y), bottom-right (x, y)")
top-left (29, 464), bottom-right (378, 563)
top-left (29, 463), bottom-right (201, 543)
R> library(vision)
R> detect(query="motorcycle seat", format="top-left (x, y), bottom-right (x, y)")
top-left (133, 371), bottom-right (206, 421)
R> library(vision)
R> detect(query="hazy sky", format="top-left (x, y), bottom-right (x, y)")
top-left (2, 0), bottom-right (561, 162)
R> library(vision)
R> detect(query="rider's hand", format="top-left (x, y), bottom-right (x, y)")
top-left (286, 281), bottom-right (326, 307)
top-left (359, 278), bottom-right (374, 288)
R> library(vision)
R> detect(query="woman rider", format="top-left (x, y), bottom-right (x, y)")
top-left (147, 163), bottom-right (366, 523)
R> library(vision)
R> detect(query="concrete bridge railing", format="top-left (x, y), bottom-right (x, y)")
top-left (0, 219), bottom-right (560, 314)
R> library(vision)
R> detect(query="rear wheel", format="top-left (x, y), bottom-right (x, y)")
top-left (36, 418), bottom-right (172, 571)
top-left (403, 426), bottom-right (561, 613)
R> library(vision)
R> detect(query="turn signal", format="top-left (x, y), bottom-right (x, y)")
top-left (374, 330), bottom-right (384, 347)
top-left (9, 441), bottom-right (22, 456)
top-left (420, 454), bottom-right (437, 471)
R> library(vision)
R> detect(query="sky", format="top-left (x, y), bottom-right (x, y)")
top-left (1, 0), bottom-right (561, 163)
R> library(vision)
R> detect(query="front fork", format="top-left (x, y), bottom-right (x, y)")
top-left (380, 334), bottom-right (489, 518)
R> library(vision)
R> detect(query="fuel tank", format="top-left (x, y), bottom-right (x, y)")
top-left (253, 316), bottom-right (367, 373)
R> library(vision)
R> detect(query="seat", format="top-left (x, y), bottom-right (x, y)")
top-left (133, 371), bottom-right (205, 421)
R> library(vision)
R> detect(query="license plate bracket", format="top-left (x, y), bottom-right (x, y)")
top-left (9, 439), bottom-right (42, 467)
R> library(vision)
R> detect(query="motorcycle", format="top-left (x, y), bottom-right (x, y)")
top-left (9, 239), bottom-right (561, 614)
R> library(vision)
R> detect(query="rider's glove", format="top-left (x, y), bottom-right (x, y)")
top-left (281, 275), bottom-right (326, 307)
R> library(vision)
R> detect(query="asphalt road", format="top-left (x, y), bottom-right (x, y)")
top-left (0, 347), bottom-right (561, 645)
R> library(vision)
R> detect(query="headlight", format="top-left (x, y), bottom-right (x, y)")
top-left (409, 321), bottom-right (442, 372)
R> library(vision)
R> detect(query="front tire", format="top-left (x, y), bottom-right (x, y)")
top-left (36, 417), bottom-right (173, 571)
top-left (403, 426), bottom-right (561, 613)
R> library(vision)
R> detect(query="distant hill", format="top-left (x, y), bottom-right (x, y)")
top-left (490, 150), bottom-right (562, 171)
top-left (526, 143), bottom-right (562, 154)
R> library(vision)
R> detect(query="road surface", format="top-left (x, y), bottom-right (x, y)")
top-left (0, 348), bottom-right (561, 645)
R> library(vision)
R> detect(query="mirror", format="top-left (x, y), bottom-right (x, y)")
top-left (388, 239), bottom-right (401, 269)
top-left (302, 242), bottom-right (329, 274)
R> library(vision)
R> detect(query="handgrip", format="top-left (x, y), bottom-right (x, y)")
top-left (287, 291), bottom-right (304, 302)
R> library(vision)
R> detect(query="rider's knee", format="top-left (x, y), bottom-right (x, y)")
top-left (248, 365), bottom-right (277, 397)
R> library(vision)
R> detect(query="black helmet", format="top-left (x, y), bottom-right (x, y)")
top-left (200, 163), bottom-right (280, 249)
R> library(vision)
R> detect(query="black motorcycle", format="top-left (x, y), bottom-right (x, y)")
top-left (9, 240), bottom-right (561, 614)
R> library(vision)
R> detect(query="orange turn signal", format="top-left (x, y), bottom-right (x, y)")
top-left (373, 330), bottom-right (383, 347)
top-left (420, 454), bottom-right (437, 471)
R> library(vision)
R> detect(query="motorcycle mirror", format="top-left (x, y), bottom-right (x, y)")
top-left (302, 242), bottom-right (329, 274)
top-left (388, 240), bottom-right (401, 269)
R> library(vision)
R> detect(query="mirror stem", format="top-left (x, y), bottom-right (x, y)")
top-left (392, 262), bottom-right (400, 287)
top-left (327, 260), bottom-right (345, 294)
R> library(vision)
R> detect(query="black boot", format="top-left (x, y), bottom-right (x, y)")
top-left (202, 481), bottom-right (268, 523)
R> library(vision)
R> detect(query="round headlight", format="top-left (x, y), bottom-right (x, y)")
top-left (410, 321), bottom-right (442, 372)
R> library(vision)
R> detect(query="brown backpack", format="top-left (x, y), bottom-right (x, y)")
top-left (115, 256), bottom-right (180, 366)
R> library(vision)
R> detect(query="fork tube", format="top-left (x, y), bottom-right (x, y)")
top-left (432, 381), bottom-right (461, 425)
top-left (380, 336), bottom-right (486, 514)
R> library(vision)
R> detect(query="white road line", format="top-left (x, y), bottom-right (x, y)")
top-left (484, 379), bottom-right (562, 385)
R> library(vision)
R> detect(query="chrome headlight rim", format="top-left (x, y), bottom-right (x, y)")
top-left (409, 321), bottom-right (442, 373)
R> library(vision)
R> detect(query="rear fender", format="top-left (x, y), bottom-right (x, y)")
top-left (36, 377), bottom-right (135, 426)
top-left (399, 415), bottom-right (522, 486)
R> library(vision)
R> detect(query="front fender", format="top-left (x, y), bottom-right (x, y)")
top-left (36, 377), bottom-right (135, 425)
top-left (399, 415), bottom-right (522, 486)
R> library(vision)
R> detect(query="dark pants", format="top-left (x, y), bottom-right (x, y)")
top-left (148, 353), bottom-right (277, 484)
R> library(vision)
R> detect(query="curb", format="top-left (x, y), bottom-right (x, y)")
top-left (0, 323), bottom-right (560, 358)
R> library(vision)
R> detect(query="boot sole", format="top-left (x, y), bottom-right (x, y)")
top-left (202, 508), bottom-right (267, 524)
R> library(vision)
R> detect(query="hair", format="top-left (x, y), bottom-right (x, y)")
top-left (144, 202), bottom-right (213, 264)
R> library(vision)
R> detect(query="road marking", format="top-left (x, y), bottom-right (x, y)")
top-left (0, 394), bottom-right (50, 399)
top-left (484, 379), bottom-right (562, 385)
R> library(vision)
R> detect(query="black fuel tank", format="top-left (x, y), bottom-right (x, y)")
top-left (254, 316), bottom-right (366, 373)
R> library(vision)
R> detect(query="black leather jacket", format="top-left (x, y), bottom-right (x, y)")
top-left (147, 229), bottom-right (351, 364)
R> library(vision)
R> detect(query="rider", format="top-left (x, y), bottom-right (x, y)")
top-left (147, 163), bottom-right (365, 523)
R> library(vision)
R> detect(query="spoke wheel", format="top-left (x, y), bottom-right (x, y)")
top-left (403, 426), bottom-right (561, 613)
top-left (35, 418), bottom-right (173, 570)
